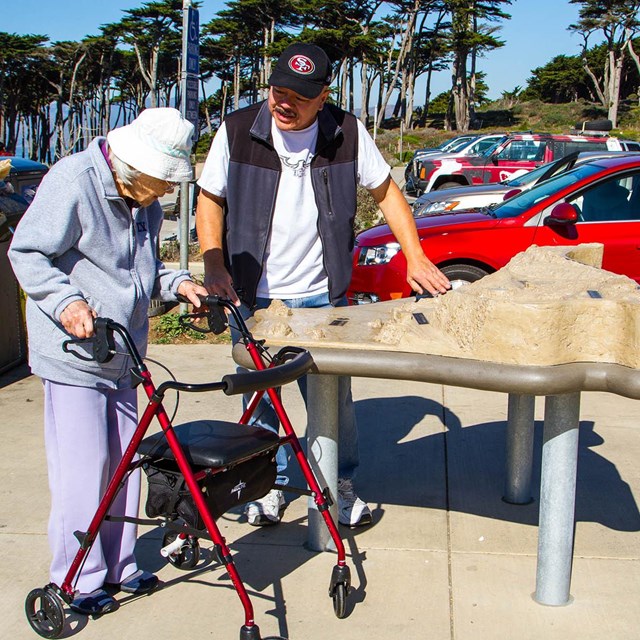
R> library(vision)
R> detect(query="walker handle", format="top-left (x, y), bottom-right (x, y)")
top-left (221, 350), bottom-right (314, 396)
top-left (62, 317), bottom-right (116, 363)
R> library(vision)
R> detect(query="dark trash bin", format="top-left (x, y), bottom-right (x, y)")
top-left (0, 194), bottom-right (29, 373)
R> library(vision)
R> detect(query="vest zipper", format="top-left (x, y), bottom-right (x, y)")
top-left (322, 168), bottom-right (334, 216)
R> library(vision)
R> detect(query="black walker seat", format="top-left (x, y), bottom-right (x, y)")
top-left (138, 419), bottom-right (280, 468)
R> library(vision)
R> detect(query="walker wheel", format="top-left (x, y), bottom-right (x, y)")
top-left (25, 588), bottom-right (65, 638)
top-left (162, 530), bottom-right (200, 570)
top-left (332, 582), bottom-right (347, 618)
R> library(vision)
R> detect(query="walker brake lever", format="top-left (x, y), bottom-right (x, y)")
top-left (178, 312), bottom-right (211, 334)
top-left (177, 293), bottom-right (229, 335)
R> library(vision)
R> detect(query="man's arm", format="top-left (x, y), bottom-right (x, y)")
top-left (368, 176), bottom-right (450, 296)
top-left (195, 188), bottom-right (239, 304)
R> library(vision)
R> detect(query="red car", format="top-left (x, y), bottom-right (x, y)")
top-left (349, 154), bottom-right (640, 304)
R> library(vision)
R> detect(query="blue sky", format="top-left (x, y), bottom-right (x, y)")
top-left (4, 0), bottom-right (586, 101)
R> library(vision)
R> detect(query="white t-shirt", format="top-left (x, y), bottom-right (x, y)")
top-left (198, 111), bottom-right (391, 299)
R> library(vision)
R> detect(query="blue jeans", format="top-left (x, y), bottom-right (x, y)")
top-left (231, 292), bottom-right (360, 485)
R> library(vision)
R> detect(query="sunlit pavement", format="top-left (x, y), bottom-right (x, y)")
top-left (2, 339), bottom-right (640, 640)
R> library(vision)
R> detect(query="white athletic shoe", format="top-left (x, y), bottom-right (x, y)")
top-left (337, 478), bottom-right (372, 527)
top-left (245, 489), bottom-right (285, 526)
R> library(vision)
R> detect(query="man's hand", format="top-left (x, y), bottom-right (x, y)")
top-left (369, 176), bottom-right (451, 296)
top-left (177, 279), bottom-right (210, 308)
top-left (202, 262), bottom-right (240, 306)
top-left (406, 254), bottom-right (451, 296)
top-left (60, 300), bottom-right (97, 338)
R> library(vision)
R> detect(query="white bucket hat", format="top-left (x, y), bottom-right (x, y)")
top-left (106, 107), bottom-right (194, 182)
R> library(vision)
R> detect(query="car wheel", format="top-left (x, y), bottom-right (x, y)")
top-left (441, 264), bottom-right (490, 288)
top-left (437, 181), bottom-right (462, 191)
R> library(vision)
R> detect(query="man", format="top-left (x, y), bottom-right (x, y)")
top-left (196, 43), bottom-right (450, 528)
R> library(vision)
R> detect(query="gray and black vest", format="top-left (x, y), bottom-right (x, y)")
top-left (223, 101), bottom-right (359, 307)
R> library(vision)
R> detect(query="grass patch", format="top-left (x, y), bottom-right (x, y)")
top-left (149, 310), bottom-right (231, 345)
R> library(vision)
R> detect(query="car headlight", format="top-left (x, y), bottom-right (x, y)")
top-left (357, 242), bottom-right (401, 265)
top-left (423, 200), bottom-right (460, 214)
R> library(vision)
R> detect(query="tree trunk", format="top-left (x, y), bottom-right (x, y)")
top-left (451, 46), bottom-right (470, 131)
top-left (233, 56), bottom-right (241, 111)
top-left (607, 48), bottom-right (624, 128)
top-left (424, 64), bottom-right (434, 118)
top-left (404, 63), bottom-right (415, 129)
top-left (340, 59), bottom-right (349, 110)
top-left (360, 60), bottom-right (369, 125)
top-left (376, 1), bottom-right (418, 126)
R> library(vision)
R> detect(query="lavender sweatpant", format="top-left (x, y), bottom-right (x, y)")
top-left (43, 380), bottom-right (141, 594)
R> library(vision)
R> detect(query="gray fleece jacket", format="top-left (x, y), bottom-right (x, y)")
top-left (8, 137), bottom-right (191, 388)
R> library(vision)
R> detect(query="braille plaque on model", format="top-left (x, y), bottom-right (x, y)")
top-left (413, 312), bottom-right (429, 325)
top-left (329, 318), bottom-right (349, 326)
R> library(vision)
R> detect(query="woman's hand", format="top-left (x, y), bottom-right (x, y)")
top-left (60, 300), bottom-right (97, 338)
top-left (177, 279), bottom-right (209, 308)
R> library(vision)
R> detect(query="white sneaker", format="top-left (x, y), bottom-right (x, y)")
top-left (244, 489), bottom-right (285, 526)
top-left (337, 478), bottom-right (372, 527)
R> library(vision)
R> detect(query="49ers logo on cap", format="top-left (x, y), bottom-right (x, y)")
top-left (288, 54), bottom-right (315, 75)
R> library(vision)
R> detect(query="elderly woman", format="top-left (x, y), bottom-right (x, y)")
top-left (9, 108), bottom-right (207, 615)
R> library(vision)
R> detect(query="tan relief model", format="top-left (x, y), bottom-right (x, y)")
top-left (251, 244), bottom-right (640, 368)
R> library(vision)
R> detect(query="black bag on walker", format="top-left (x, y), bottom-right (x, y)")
top-left (144, 451), bottom-right (277, 529)
top-left (139, 418), bottom-right (281, 529)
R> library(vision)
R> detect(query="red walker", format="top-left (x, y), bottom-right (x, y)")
top-left (25, 296), bottom-right (351, 640)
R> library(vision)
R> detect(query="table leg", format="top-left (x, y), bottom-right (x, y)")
top-left (306, 374), bottom-right (339, 551)
top-left (534, 392), bottom-right (581, 605)
top-left (504, 393), bottom-right (535, 504)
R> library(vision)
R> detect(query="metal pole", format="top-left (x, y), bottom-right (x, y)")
top-left (179, 0), bottom-right (193, 313)
top-left (503, 393), bottom-right (535, 504)
top-left (535, 392), bottom-right (581, 606)
top-left (306, 374), bottom-right (339, 552)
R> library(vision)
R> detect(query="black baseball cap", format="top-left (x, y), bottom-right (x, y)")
top-left (268, 43), bottom-right (333, 99)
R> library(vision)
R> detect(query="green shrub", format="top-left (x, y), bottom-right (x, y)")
top-left (355, 186), bottom-right (381, 232)
top-left (393, 150), bottom-right (414, 163)
top-left (402, 133), bottom-right (422, 145)
top-left (194, 132), bottom-right (213, 160)
top-left (159, 240), bottom-right (201, 262)
top-left (154, 312), bottom-right (207, 343)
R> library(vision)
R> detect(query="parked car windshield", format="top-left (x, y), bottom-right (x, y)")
top-left (491, 163), bottom-right (604, 219)
top-left (440, 135), bottom-right (476, 152)
top-left (480, 141), bottom-right (503, 157)
top-left (445, 137), bottom-right (479, 153)
top-left (502, 162), bottom-right (550, 187)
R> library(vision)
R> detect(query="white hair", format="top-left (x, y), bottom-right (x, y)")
top-left (109, 150), bottom-right (142, 186)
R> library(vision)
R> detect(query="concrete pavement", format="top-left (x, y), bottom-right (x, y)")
top-left (2, 342), bottom-right (640, 639)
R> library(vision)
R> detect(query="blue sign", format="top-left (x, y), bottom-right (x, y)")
top-left (185, 76), bottom-right (199, 129)
top-left (183, 6), bottom-right (199, 134)
top-left (186, 7), bottom-right (199, 76)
